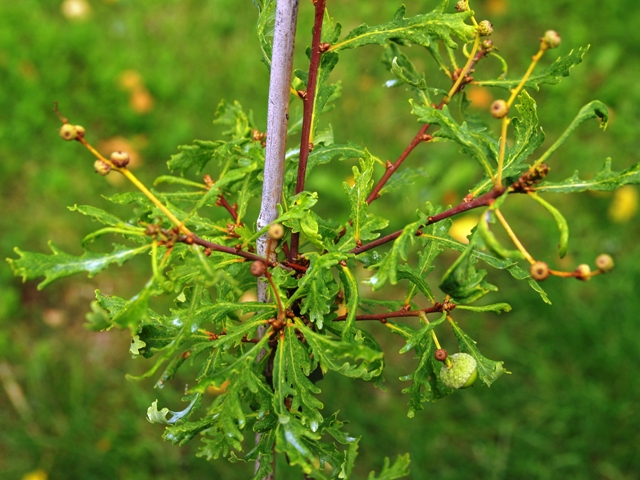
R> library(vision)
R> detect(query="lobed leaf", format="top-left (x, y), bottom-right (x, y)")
top-left (8, 242), bottom-right (151, 290)
top-left (536, 158), bottom-right (640, 193)
top-left (330, 4), bottom-right (475, 52)
top-left (475, 46), bottom-right (590, 91)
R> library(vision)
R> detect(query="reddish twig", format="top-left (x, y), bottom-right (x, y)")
top-left (333, 302), bottom-right (453, 323)
top-left (216, 194), bottom-right (239, 223)
top-left (176, 234), bottom-right (272, 264)
top-left (351, 186), bottom-right (506, 256)
top-left (365, 44), bottom-right (492, 206)
top-left (290, 0), bottom-right (327, 261)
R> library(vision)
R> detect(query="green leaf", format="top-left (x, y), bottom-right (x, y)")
top-left (449, 318), bottom-right (506, 386)
top-left (254, 0), bottom-right (276, 68)
top-left (455, 303), bottom-right (512, 313)
top-left (398, 312), bottom-right (447, 354)
top-left (382, 43), bottom-right (430, 105)
top-left (475, 46), bottom-right (590, 90)
top-left (367, 218), bottom-right (423, 291)
top-left (477, 210), bottom-right (525, 260)
top-left (536, 158), bottom-right (640, 193)
top-left (273, 327), bottom-right (324, 431)
top-left (418, 226), bottom-right (550, 304)
top-left (331, 4), bottom-right (475, 52)
top-left (367, 454), bottom-right (411, 480)
top-left (167, 140), bottom-right (224, 175)
top-left (68, 204), bottom-right (124, 226)
top-left (532, 100), bottom-right (609, 167)
top-left (439, 232), bottom-right (498, 304)
top-left (471, 90), bottom-right (545, 196)
top-left (8, 242), bottom-right (151, 289)
top-left (344, 153), bottom-right (375, 244)
top-left (528, 193), bottom-right (570, 258)
top-left (296, 319), bottom-right (384, 380)
top-left (412, 102), bottom-right (498, 177)
top-left (339, 265), bottom-right (359, 342)
top-left (293, 252), bottom-right (345, 329)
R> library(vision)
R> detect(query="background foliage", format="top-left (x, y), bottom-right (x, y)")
top-left (1, 0), bottom-right (639, 478)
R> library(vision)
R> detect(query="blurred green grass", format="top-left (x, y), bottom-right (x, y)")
top-left (1, 0), bottom-right (639, 479)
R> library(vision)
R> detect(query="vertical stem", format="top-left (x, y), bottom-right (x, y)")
top-left (255, 2), bottom-right (299, 479)
top-left (290, 0), bottom-right (327, 260)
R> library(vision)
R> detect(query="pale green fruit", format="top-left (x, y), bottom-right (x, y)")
top-left (440, 353), bottom-right (478, 389)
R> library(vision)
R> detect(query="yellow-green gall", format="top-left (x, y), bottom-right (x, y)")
top-left (575, 264), bottom-right (592, 281)
top-left (440, 353), bottom-right (478, 389)
top-left (490, 99), bottom-right (509, 119)
top-left (59, 124), bottom-right (78, 141)
top-left (477, 20), bottom-right (493, 37)
top-left (268, 223), bottom-right (284, 240)
top-left (110, 151), bottom-right (130, 168)
top-left (542, 30), bottom-right (561, 49)
top-left (595, 254), bottom-right (614, 272)
top-left (94, 160), bottom-right (111, 176)
top-left (530, 261), bottom-right (550, 281)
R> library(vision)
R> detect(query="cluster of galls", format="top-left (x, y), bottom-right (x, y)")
top-left (435, 349), bottom-right (478, 389)
top-left (530, 254), bottom-right (614, 282)
top-left (93, 151), bottom-right (130, 176)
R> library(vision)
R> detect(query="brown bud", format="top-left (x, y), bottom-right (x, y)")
top-left (110, 151), bottom-right (130, 168)
top-left (319, 42), bottom-right (330, 53)
top-left (435, 349), bottom-right (448, 362)
top-left (530, 261), bottom-right (550, 281)
top-left (250, 260), bottom-right (267, 277)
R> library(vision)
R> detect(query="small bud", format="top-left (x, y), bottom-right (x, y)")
top-left (455, 0), bottom-right (470, 12)
top-left (595, 254), bottom-right (614, 272)
top-left (575, 264), bottom-right (592, 281)
top-left (110, 151), bottom-right (130, 168)
top-left (477, 20), bottom-right (493, 37)
top-left (268, 223), bottom-right (284, 240)
top-left (319, 42), bottom-right (331, 53)
top-left (94, 160), bottom-right (111, 176)
top-left (74, 125), bottom-right (85, 137)
top-left (481, 39), bottom-right (494, 51)
top-left (59, 123), bottom-right (78, 141)
top-left (435, 349), bottom-right (448, 362)
top-left (490, 99), bottom-right (509, 119)
top-left (542, 30), bottom-right (561, 49)
top-left (530, 261), bottom-right (550, 281)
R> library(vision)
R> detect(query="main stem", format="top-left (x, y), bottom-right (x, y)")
top-left (255, 1), bottom-right (299, 478)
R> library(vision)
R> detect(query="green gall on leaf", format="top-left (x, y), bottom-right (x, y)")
top-left (59, 123), bottom-right (78, 141)
top-left (596, 254), bottom-right (614, 272)
top-left (542, 30), bottom-right (561, 49)
top-left (440, 352), bottom-right (478, 389)
top-left (477, 20), bottom-right (493, 37)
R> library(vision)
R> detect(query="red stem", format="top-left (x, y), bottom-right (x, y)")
top-left (180, 235), bottom-right (271, 264)
top-left (351, 186), bottom-right (506, 256)
top-left (216, 194), bottom-right (239, 223)
top-left (290, 0), bottom-right (327, 261)
top-left (333, 303), bottom-right (451, 322)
